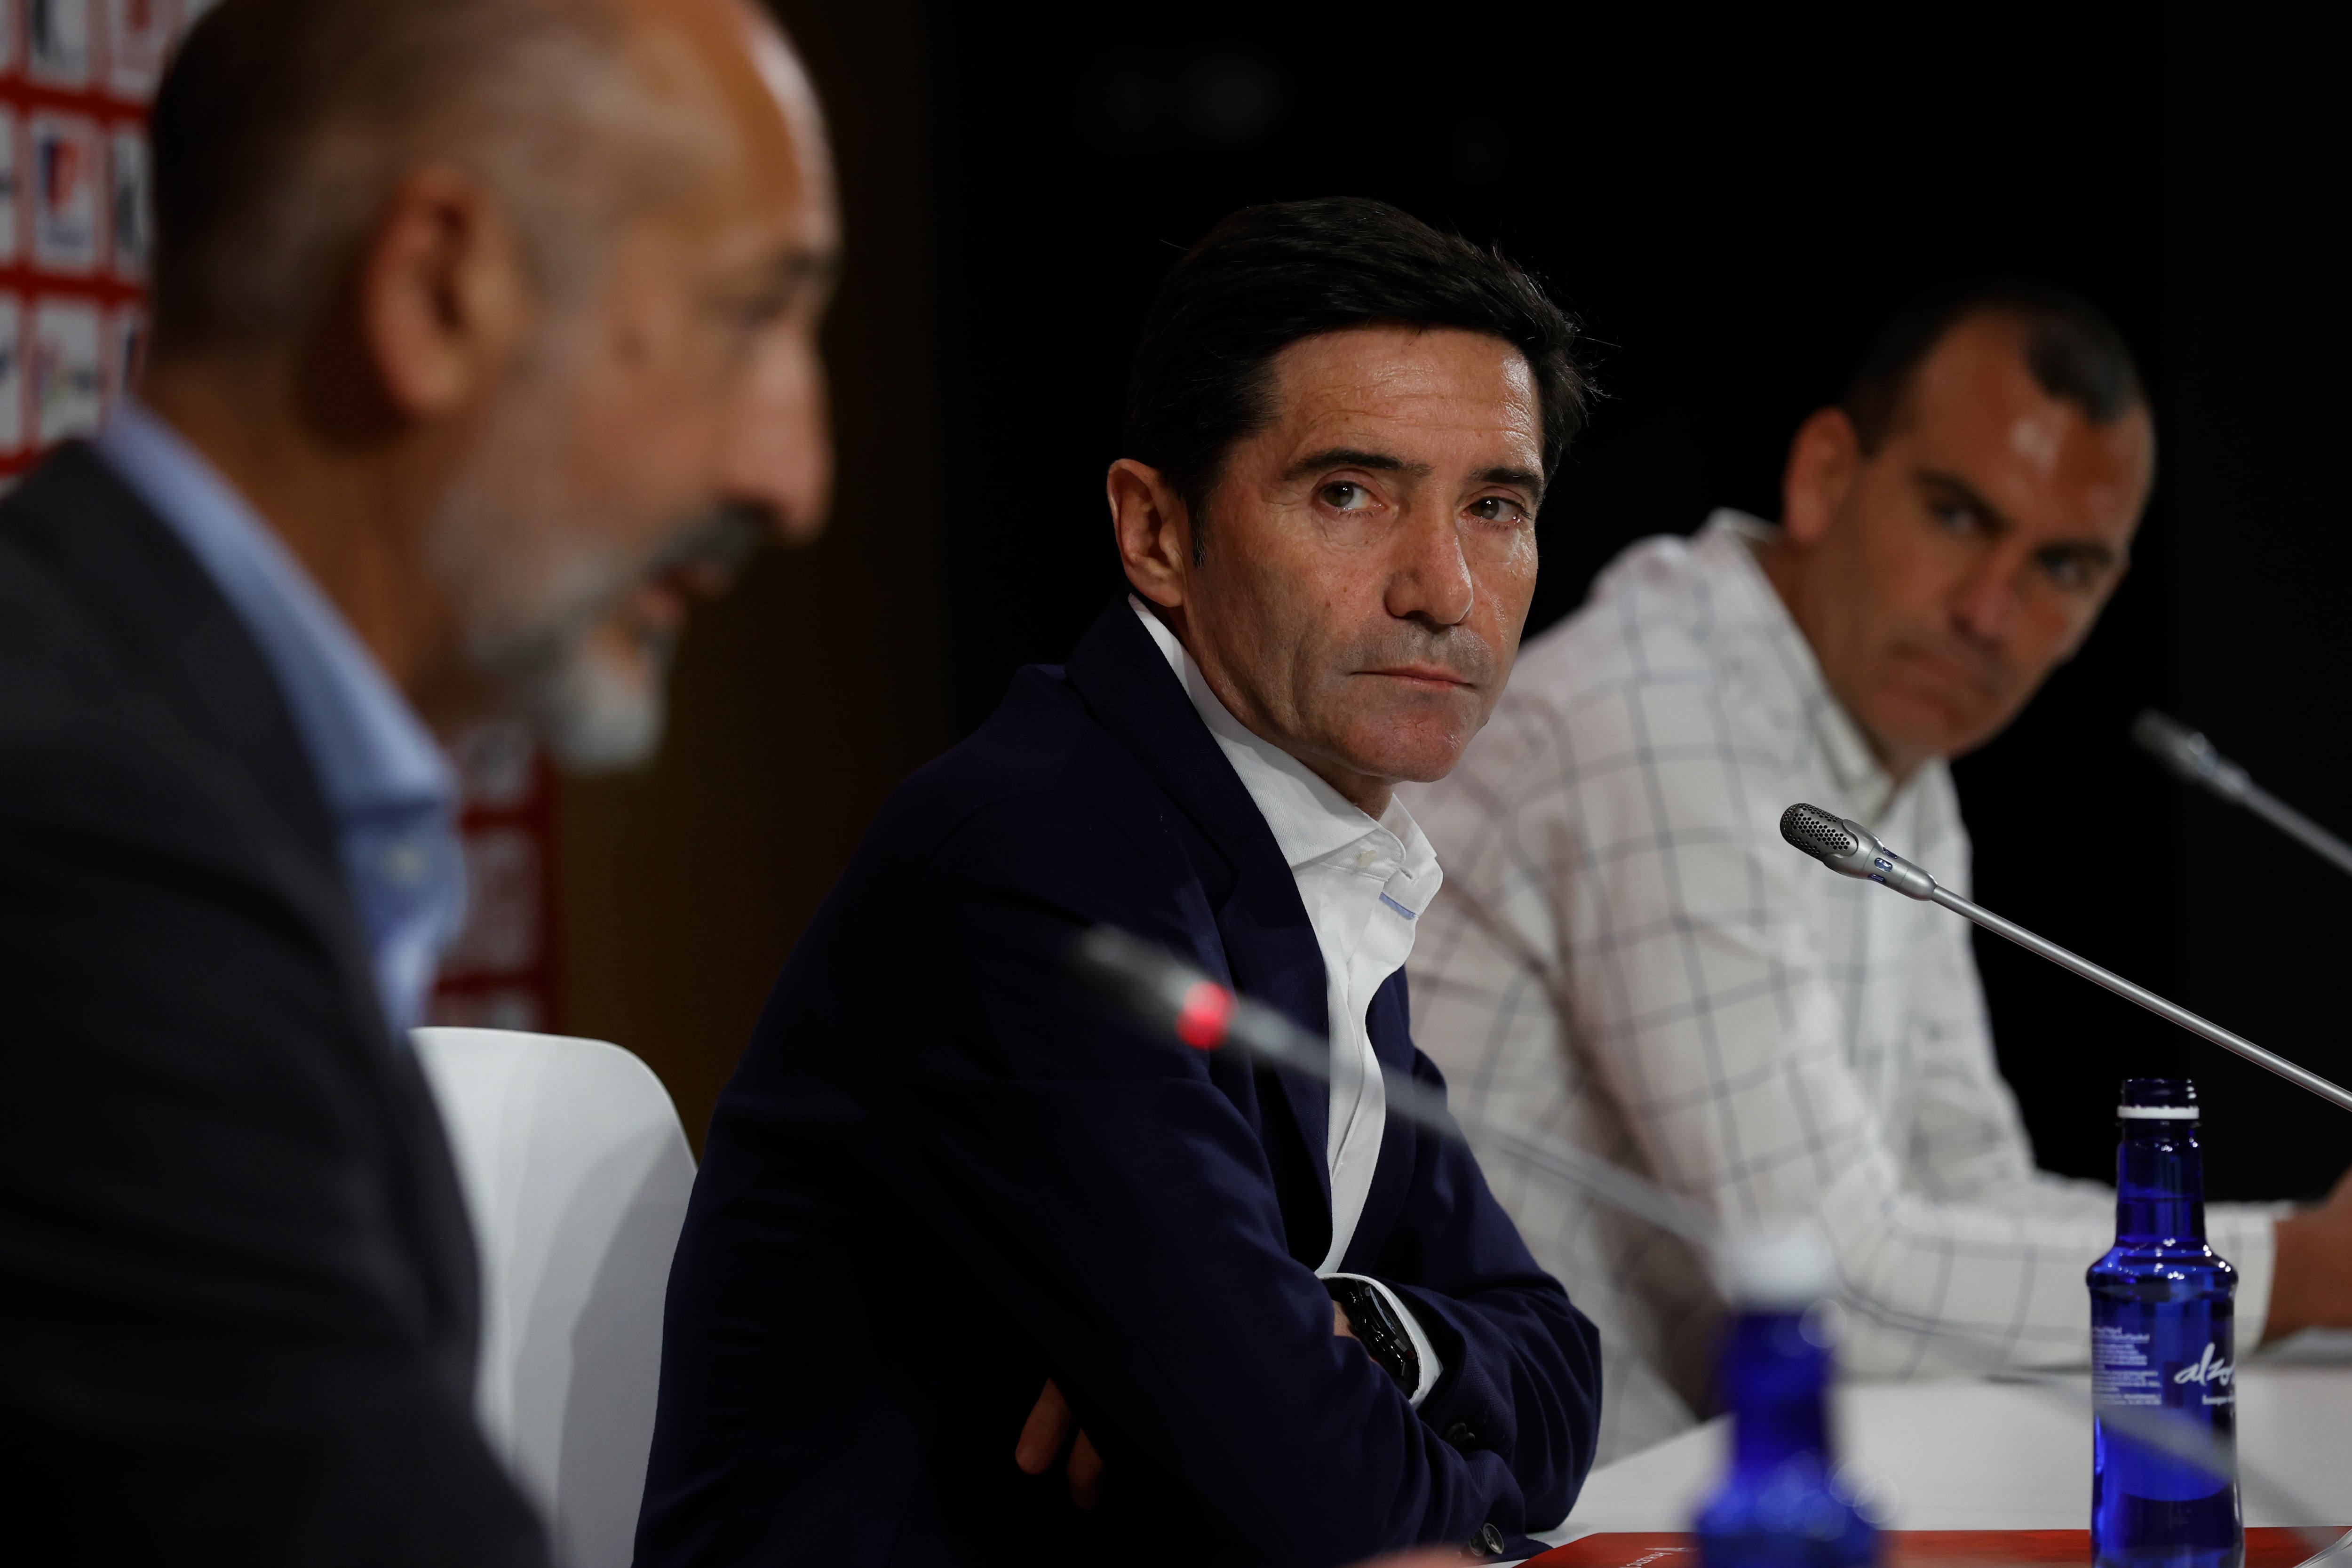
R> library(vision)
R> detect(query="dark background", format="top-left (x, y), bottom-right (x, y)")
top-left (565, 4), bottom-right (2352, 1199)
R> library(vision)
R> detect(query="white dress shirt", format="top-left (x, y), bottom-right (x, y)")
top-left (1133, 599), bottom-right (1446, 1403)
top-left (1404, 513), bottom-right (2284, 1462)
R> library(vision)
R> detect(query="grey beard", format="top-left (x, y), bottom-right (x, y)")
top-left (513, 506), bottom-right (763, 770)
top-left (510, 617), bottom-right (681, 773)
top-left (437, 483), bottom-right (771, 773)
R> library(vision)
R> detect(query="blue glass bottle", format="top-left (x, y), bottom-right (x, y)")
top-left (1694, 1227), bottom-right (1878, 1568)
top-left (2088, 1077), bottom-right (2241, 1568)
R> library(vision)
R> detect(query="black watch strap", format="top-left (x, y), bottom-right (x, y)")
top-left (1323, 1275), bottom-right (1420, 1393)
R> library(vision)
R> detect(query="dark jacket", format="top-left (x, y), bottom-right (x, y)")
top-left (0, 446), bottom-right (546, 1565)
top-left (637, 601), bottom-right (1603, 1567)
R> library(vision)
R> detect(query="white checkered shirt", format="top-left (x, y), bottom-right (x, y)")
top-left (1403, 510), bottom-right (2283, 1463)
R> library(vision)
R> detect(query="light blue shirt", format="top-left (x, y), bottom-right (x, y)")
top-left (95, 398), bottom-right (465, 1041)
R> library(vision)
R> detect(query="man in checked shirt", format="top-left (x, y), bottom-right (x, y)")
top-left (1405, 280), bottom-right (2352, 1462)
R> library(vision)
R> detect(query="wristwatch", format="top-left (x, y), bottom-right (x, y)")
top-left (1324, 1275), bottom-right (1420, 1393)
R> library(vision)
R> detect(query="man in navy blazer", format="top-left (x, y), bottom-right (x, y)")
top-left (638, 198), bottom-right (1604, 1567)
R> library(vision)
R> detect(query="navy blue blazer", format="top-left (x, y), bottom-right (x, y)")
top-left (636, 602), bottom-right (1602, 1567)
top-left (0, 447), bottom-right (545, 1563)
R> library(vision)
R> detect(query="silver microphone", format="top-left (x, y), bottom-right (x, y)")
top-left (2134, 709), bottom-right (2352, 879)
top-left (1065, 923), bottom-right (2281, 1510)
top-left (1779, 802), bottom-right (2352, 1115)
top-left (1777, 804), bottom-right (1939, 900)
top-left (1068, 925), bottom-right (1719, 1245)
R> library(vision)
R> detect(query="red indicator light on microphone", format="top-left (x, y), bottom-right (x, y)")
top-left (1173, 981), bottom-right (1234, 1049)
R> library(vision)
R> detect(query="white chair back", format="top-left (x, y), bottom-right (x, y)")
top-left (413, 1027), bottom-right (695, 1568)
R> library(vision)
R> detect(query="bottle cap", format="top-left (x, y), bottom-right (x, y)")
top-left (2118, 1076), bottom-right (2199, 1121)
top-left (1712, 1221), bottom-right (1837, 1310)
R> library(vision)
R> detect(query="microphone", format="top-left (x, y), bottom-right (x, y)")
top-left (1068, 924), bottom-right (1717, 1244)
top-left (1066, 922), bottom-right (2255, 1499)
top-left (1779, 803), bottom-right (2352, 1115)
top-left (1070, 925), bottom-right (1319, 1075)
top-left (1778, 802), bottom-right (1938, 899)
top-left (1071, 922), bottom-right (2262, 1501)
top-left (2134, 710), bottom-right (2352, 879)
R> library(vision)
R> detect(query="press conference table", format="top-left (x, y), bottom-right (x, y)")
top-left (1539, 1352), bottom-right (2352, 1548)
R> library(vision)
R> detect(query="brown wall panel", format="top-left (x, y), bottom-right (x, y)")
top-left (556, 0), bottom-right (946, 1150)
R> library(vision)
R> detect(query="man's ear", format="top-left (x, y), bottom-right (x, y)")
top-left (359, 166), bottom-right (534, 420)
top-left (1781, 406), bottom-right (1864, 548)
top-left (1107, 458), bottom-right (1195, 609)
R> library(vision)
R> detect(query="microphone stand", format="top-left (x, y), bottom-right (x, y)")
top-left (2135, 710), bottom-right (2352, 880)
top-left (1923, 881), bottom-right (2352, 1115)
top-left (1780, 802), bottom-right (2352, 1116)
top-left (1065, 923), bottom-right (2295, 1516)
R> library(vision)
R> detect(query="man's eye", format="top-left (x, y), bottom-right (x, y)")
top-left (1320, 482), bottom-right (1373, 511)
top-left (717, 280), bottom-right (800, 332)
top-left (2040, 549), bottom-right (2092, 590)
top-left (1468, 496), bottom-right (1531, 525)
top-left (1932, 501), bottom-right (1979, 535)
top-left (740, 293), bottom-right (792, 328)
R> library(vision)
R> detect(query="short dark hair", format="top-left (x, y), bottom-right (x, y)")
top-left (150, 0), bottom-right (646, 357)
top-left (1843, 278), bottom-right (2146, 454)
top-left (1123, 198), bottom-right (1586, 549)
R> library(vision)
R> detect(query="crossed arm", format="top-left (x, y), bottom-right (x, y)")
top-left (850, 797), bottom-right (1603, 1558)
top-left (1016, 1301), bottom-right (1368, 1508)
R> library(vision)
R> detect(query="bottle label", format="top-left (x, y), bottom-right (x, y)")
top-left (2092, 1322), bottom-right (2235, 1409)
top-left (2090, 1304), bottom-right (2235, 1502)
top-left (2173, 1341), bottom-right (2235, 1402)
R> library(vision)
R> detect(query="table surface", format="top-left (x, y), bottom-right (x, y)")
top-left (1540, 1360), bottom-right (2352, 1547)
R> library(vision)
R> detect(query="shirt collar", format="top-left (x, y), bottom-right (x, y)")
top-left (1128, 597), bottom-right (1441, 912)
top-left (94, 398), bottom-right (455, 822)
top-left (1698, 509), bottom-right (1898, 813)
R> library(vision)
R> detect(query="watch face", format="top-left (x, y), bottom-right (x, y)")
top-left (1329, 1279), bottom-right (1417, 1391)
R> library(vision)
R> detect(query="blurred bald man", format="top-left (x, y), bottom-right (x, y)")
top-left (0, 0), bottom-right (835, 1560)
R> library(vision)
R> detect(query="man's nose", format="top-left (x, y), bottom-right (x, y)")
top-left (1386, 506), bottom-right (1476, 628)
top-left (1952, 548), bottom-right (2026, 644)
top-left (721, 340), bottom-right (834, 547)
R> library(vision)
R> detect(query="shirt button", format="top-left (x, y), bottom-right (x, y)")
top-left (1444, 1421), bottom-right (1480, 1451)
top-left (1469, 1522), bottom-right (1506, 1558)
top-left (1354, 848), bottom-right (1376, 869)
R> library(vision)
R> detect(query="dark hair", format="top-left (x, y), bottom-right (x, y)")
top-left (150, 0), bottom-right (636, 356)
top-left (1123, 198), bottom-right (1586, 549)
top-left (1843, 278), bottom-right (2146, 454)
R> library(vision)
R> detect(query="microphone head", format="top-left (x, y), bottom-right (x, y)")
top-left (1070, 926), bottom-right (1217, 1036)
top-left (1070, 924), bottom-right (1327, 1072)
top-left (2132, 709), bottom-right (2247, 800)
top-left (1780, 802), bottom-right (1861, 864)
top-left (1778, 802), bottom-right (1938, 899)
top-left (2132, 710), bottom-right (2204, 776)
